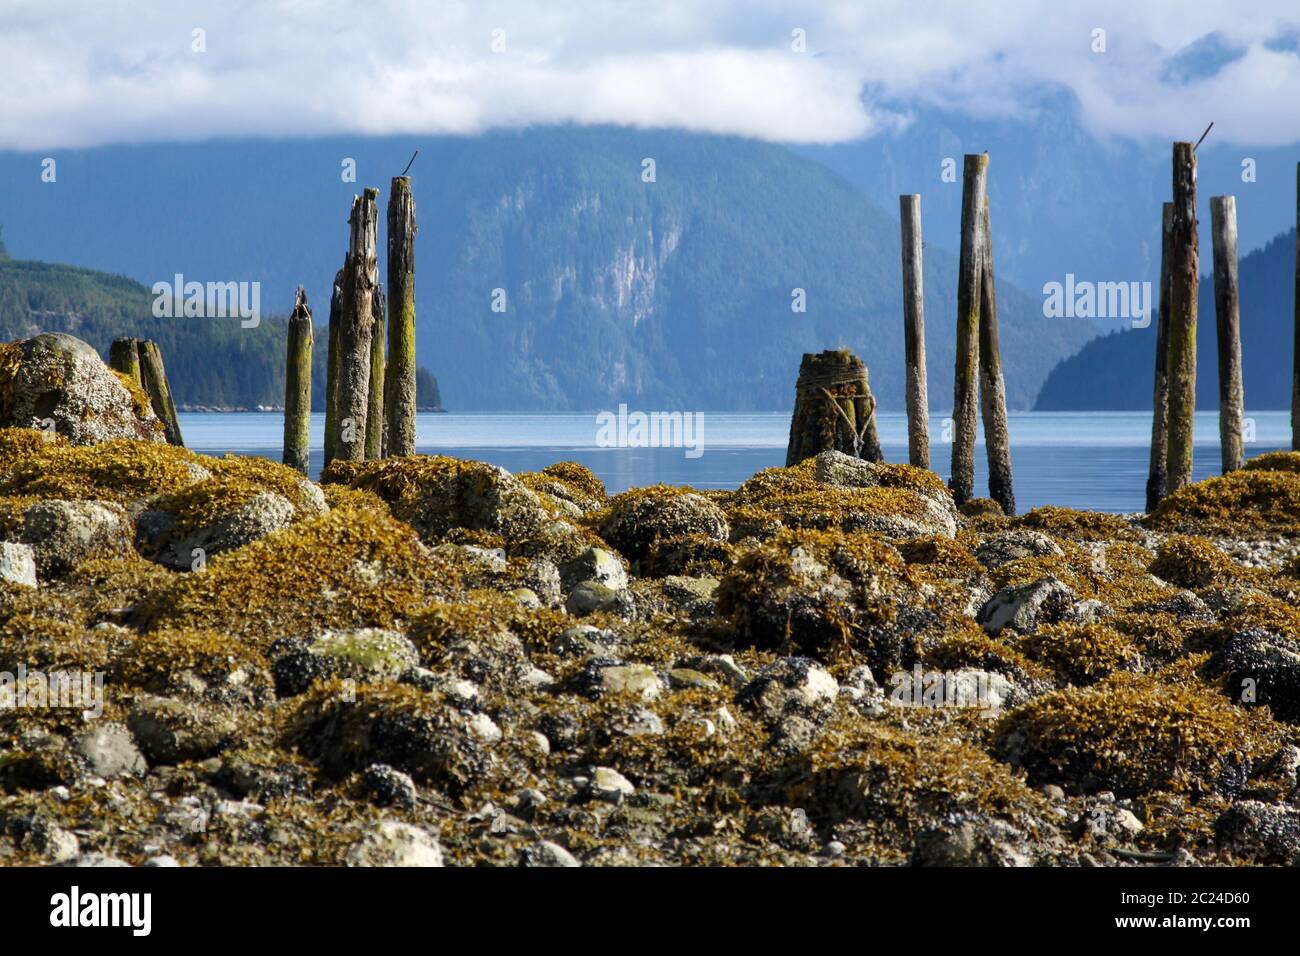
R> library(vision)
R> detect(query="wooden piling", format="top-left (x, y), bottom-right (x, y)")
top-left (1146, 203), bottom-right (1174, 512)
top-left (385, 175), bottom-right (418, 457)
top-left (950, 153), bottom-right (987, 507)
top-left (1211, 195), bottom-right (1245, 473)
top-left (785, 349), bottom-right (883, 466)
top-left (322, 268), bottom-right (343, 468)
top-left (283, 286), bottom-right (313, 475)
top-left (138, 340), bottom-right (183, 446)
top-left (1165, 142), bottom-right (1199, 495)
top-left (366, 283), bottom-right (386, 459)
top-left (330, 188), bottom-right (380, 464)
top-left (899, 194), bottom-right (930, 469)
top-left (977, 196), bottom-right (1015, 516)
top-left (1294, 162), bottom-right (1299, 452)
top-left (108, 337), bottom-right (143, 388)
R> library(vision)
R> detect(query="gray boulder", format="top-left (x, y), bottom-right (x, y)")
top-left (22, 499), bottom-right (133, 577)
top-left (0, 333), bottom-right (165, 444)
top-left (0, 541), bottom-right (38, 587)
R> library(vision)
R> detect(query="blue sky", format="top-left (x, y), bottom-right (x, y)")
top-left (2, 0), bottom-right (1299, 150)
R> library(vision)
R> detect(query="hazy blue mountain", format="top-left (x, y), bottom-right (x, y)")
top-left (0, 127), bottom-right (1097, 411)
top-left (798, 94), bottom-right (1298, 327)
top-left (1035, 228), bottom-right (1296, 410)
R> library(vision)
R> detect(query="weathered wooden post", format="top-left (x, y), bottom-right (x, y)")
top-left (1294, 162), bottom-right (1299, 452)
top-left (322, 268), bottom-right (343, 467)
top-left (1211, 195), bottom-right (1245, 473)
top-left (899, 194), bottom-right (930, 469)
top-left (138, 341), bottom-right (183, 446)
top-left (1165, 142), bottom-right (1199, 495)
top-left (385, 175), bottom-right (418, 457)
top-left (786, 349), bottom-right (883, 466)
top-left (366, 284), bottom-right (386, 459)
top-left (108, 337), bottom-right (142, 388)
top-left (330, 188), bottom-right (380, 463)
top-left (1146, 203), bottom-right (1174, 512)
top-left (283, 286), bottom-right (313, 474)
top-left (977, 196), bottom-right (1015, 515)
top-left (112, 337), bottom-right (183, 446)
top-left (950, 153), bottom-right (987, 507)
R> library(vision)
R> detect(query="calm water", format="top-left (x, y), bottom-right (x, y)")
top-left (178, 410), bottom-right (1291, 514)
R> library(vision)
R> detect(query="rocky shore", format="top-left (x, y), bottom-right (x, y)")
top-left (2, 332), bottom-right (1300, 867)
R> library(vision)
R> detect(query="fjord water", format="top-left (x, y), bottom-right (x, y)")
top-left (181, 410), bottom-right (1291, 514)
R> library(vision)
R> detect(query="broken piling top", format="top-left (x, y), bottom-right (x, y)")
top-left (786, 348), bottom-right (883, 466)
top-left (108, 336), bottom-right (183, 447)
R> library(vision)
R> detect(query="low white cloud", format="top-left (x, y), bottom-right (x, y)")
top-left (0, 0), bottom-right (1297, 150)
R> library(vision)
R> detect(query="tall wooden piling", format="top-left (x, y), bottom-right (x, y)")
top-left (283, 286), bottom-right (313, 474)
top-left (385, 175), bottom-right (418, 457)
top-left (786, 349), bottom-right (883, 466)
top-left (330, 188), bottom-right (380, 464)
top-left (1146, 203), bottom-right (1174, 512)
top-left (366, 283), bottom-right (386, 459)
top-left (1165, 142), bottom-right (1199, 495)
top-left (899, 194), bottom-right (930, 469)
top-left (1294, 162), bottom-right (1299, 452)
top-left (950, 154), bottom-right (987, 507)
top-left (977, 196), bottom-right (1015, 516)
top-left (1211, 196), bottom-right (1245, 473)
top-left (322, 269), bottom-right (343, 467)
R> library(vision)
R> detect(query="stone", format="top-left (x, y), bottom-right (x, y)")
top-left (1215, 801), bottom-right (1300, 864)
top-left (0, 541), bottom-right (37, 587)
top-left (593, 663), bottom-right (664, 701)
top-left (127, 696), bottom-right (236, 764)
top-left (22, 499), bottom-right (133, 577)
top-left (974, 530), bottom-right (1064, 569)
top-left (737, 657), bottom-right (838, 724)
top-left (978, 575), bottom-right (1077, 634)
top-left (565, 580), bottom-right (635, 618)
top-left (560, 547), bottom-right (628, 591)
top-left (361, 764), bottom-right (419, 809)
top-left (346, 821), bottom-right (444, 867)
top-left (75, 724), bottom-right (147, 779)
top-left (0, 332), bottom-right (165, 444)
top-left (521, 841), bottom-right (581, 867)
top-left (600, 490), bottom-right (729, 562)
top-left (589, 767), bottom-right (636, 802)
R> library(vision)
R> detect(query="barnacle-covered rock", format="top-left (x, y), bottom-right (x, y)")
top-left (598, 486), bottom-right (729, 562)
top-left (0, 333), bottom-right (164, 445)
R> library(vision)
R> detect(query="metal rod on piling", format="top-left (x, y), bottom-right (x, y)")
top-left (899, 194), bottom-right (930, 469)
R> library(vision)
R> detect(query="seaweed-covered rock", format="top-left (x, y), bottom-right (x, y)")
top-left (0, 333), bottom-right (165, 445)
top-left (272, 628), bottom-right (420, 697)
top-left (1214, 801), bottom-right (1300, 864)
top-left (718, 529), bottom-right (908, 656)
top-left (599, 487), bottom-right (729, 562)
top-left (737, 657), bottom-right (838, 724)
top-left (1149, 535), bottom-right (1238, 589)
top-left (290, 682), bottom-right (499, 795)
top-left (21, 499), bottom-right (133, 577)
top-left (994, 675), bottom-right (1283, 796)
top-left (974, 530), bottom-right (1064, 570)
top-left (1150, 466), bottom-right (1300, 535)
top-left (978, 575), bottom-right (1076, 634)
top-left (138, 490), bottom-right (297, 569)
top-left (559, 547), bottom-right (628, 591)
top-left (127, 696), bottom-right (238, 764)
top-left (321, 455), bottom-right (550, 548)
top-left (1203, 628), bottom-right (1300, 724)
top-left (726, 455), bottom-right (956, 540)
